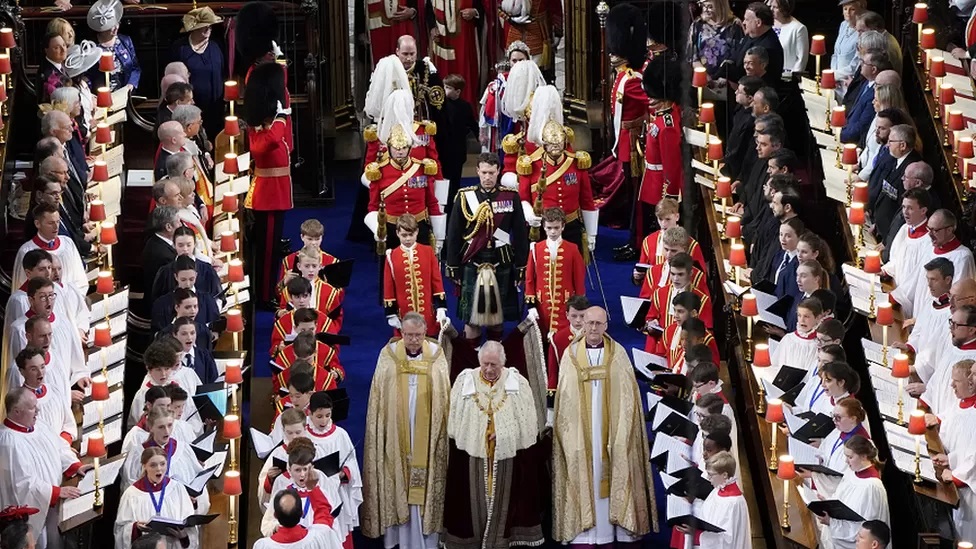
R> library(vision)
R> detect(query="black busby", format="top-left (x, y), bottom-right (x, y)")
top-left (243, 61), bottom-right (286, 127)
top-left (646, 1), bottom-right (688, 62)
top-left (235, 2), bottom-right (278, 65)
top-left (642, 54), bottom-right (683, 105)
top-left (607, 3), bottom-right (648, 69)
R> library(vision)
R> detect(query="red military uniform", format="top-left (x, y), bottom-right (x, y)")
top-left (525, 239), bottom-right (585, 335)
top-left (651, 321), bottom-right (720, 371)
top-left (639, 265), bottom-right (707, 299)
top-left (246, 59), bottom-right (293, 151)
top-left (640, 106), bottom-right (684, 205)
top-left (272, 342), bottom-right (344, 395)
top-left (278, 278), bottom-right (345, 329)
top-left (363, 121), bottom-right (444, 179)
top-left (270, 310), bottom-right (336, 356)
top-left (430, 0), bottom-right (481, 106)
top-left (499, 0), bottom-right (563, 67)
top-left (365, 0), bottom-right (415, 62)
top-left (279, 249), bottom-right (339, 281)
top-left (610, 65), bottom-right (649, 171)
top-left (546, 326), bottom-right (578, 390)
top-left (273, 396), bottom-right (309, 421)
top-left (646, 284), bottom-right (713, 331)
top-left (365, 157), bottom-right (443, 221)
top-left (638, 230), bottom-right (707, 269)
top-left (501, 128), bottom-right (531, 177)
top-left (246, 118), bottom-right (292, 211)
top-left (517, 150), bottom-right (595, 218)
top-left (382, 242), bottom-right (447, 336)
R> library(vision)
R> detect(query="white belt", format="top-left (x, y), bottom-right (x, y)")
top-left (646, 164), bottom-right (663, 171)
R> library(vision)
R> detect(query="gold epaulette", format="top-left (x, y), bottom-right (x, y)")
top-left (502, 133), bottom-right (520, 155)
top-left (365, 162), bottom-right (382, 182)
top-left (565, 126), bottom-right (575, 146)
top-left (575, 150), bottom-right (591, 170)
top-left (423, 120), bottom-right (437, 136)
top-left (363, 124), bottom-right (378, 143)
top-left (516, 155), bottom-right (534, 176)
top-left (422, 158), bottom-right (438, 176)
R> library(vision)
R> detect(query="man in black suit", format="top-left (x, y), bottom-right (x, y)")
top-left (722, 76), bottom-right (763, 180)
top-left (142, 206), bottom-right (180, 303)
top-left (869, 124), bottom-right (922, 241)
top-left (738, 125), bottom-right (784, 243)
top-left (155, 121), bottom-right (187, 181)
top-left (726, 3), bottom-right (783, 84)
top-left (750, 183), bottom-right (802, 286)
top-left (41, 111), bottom-right (87, 217)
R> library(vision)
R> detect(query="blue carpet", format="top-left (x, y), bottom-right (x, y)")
top-left (256, 177), bottom-right (669, 544)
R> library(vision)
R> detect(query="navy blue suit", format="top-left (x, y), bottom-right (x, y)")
top-left (841, 82), bottom-right (875, 146)
top-left (772, 250), bottom-right (800, 330)
top-left (181, 346), bottom-right (219, 384)
top-left (151, 290), bottom-right (220, 334)
top-left (151, 258), bottom-right (223, 301)
top-left (157, 321), bottom-right (213, 352)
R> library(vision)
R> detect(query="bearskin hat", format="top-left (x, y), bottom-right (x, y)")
top-left (642, 54), bottom-right (683, 105)
top-left (235, 2), bottom-right (278, 65)
top-left (242, 61), bottom-right (286, 126)
top-left (607, 4), bottom-right (648, 69)
top-left (646, 1), bottom-right (688, 62)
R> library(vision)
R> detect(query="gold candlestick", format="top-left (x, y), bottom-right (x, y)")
top-left (781, 479), bottom-right (791, 530)
top-left (769, 424), bottom-right (779, 470)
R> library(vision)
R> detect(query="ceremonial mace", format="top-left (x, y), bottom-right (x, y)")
top-left (597, 2), bottom-right (610, 155)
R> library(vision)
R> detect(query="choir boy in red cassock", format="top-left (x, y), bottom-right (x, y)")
top-left (658, 315), bottom-right (719, 374)
top-left (278, 247), bottom-right (345, 327)
top-left (272, 373), bottom-right (316, 440)
top-left (261, 438), bottom-right (340, 538)
top-left (632, 198), bottom-right (706, 271)
top-left (271, 306), bottom-right (334, 358)
top-left (383, 214), bottom-right (448, 337)
top-left (525, 208), bottom-right (586, 337)
top-left (279, 219), bottom-right (338, 283)
top-left (644, 254), bottom-right (712, 352)
top-left (545, 295), bottom-right (590, 391)
top-left (635, 226), bottom-right (707, 299)
top-left (273, 334), bottom-right (344, 396)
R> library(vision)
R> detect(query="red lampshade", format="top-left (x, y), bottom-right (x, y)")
top-left (220, 231), bottom-right (236, 253)
top-left (223, 470), bottom-right (243, 496)
top-left (908, 409), bottom-right (927, 435)
top-left (0, 83), bottom-right (9, 103)
top-left (222, 414), bottom-right (242, 439)
top-left (89, 200), bottom-right (107, 222)
top-left (849, 202), bottom-right (865, 225)
top-left (224, 81), bottom-right (239, 102)
top-left (700, 103), bottom-right (716, 124)
top-left (222, 192), bottom-right (239, 215)
top-left (741, 293), bottom-right (758, 317)
top-left (90, 374), bottom-right (109, 401)
top-left (726, 215), bottom-right (742, 239)
top-left (863, 250), bottom-right (882, 274)
top-left (99, 51), bottom-right (114, 72)
top-left (942, 84), bottom-right (956, 106)
top-left (95, 124), bottom-right (112, 145)
top-left (913, 2), bottom-right (928, 24)
top-left (810, 35), bottom-right (826, 56)
top-left (876, 302), bottom-right (894, 326)
top-left (223, 153), bottom-right (240, 175)
top-left (931, 57), bottom-right (946, 78)
top-left (821, 70), bottom-right (836, 90)
top-left (86, 433), bottom-right (107, 459)
top-left (100, 222), bottom-right (117, 245)
top-left (708, 139), bottom-right (723, 162)
top-left (692, 67), bottom-right (708, 88)
top-left (96, 271), bottom-right (113, 295)
top-left (921, 28), bottom-right (936, 50)
top-left (96, 87), bottom-right (112, 109)
top-left (94, 322), bottom-right (111, 348)
top-left (777, 455), bottom-right (796, 480)
top-left (227, 259), bottom-right (245, 283)
top-left (92, 161), bottom-right (108, 182)
top-left (949, 110), bottom-right (965, 132)
top-left (0, 28), bottom-right (15, 50)
top-left (959, 137), bottom-right (975, 159)
top-left (729, 243), bottom-right (747, 267)
top-left (753, 343), bottom-right (771, 367)
top-left (716, 177), bottom-right (732, 199)
top-left (830, 106), bottom-right (846, 128)
top-left (766, 398), bottom-right (785, 423)
top-left (853, 182), bottom-right (869, 204)
top-left (0, 55), bottom-right (12, 75)
top-left (225, 309), bottom-right (244, 332)
top-left (841, 144), bottom-right (858, 166)
top-left (224, 116), bottom-right (240, 137)
top-left (225, 361), bottom-right (243, 385)
top-left (892, 353), bottom-right (911, 378)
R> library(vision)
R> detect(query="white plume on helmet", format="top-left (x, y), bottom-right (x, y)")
top-left (526, 85), bottom-right (564, 146)
top-left (501, 60), bottom-right (545, 121)
top-left (377, 89), bottom-right (420, 147)
top-left (365, 55), bottom-right (410, 120)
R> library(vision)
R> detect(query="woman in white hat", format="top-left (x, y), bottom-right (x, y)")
top-left (170, 7), bottom-right (225, 142)
top-left (62, 40), bottom-right (102, 144)
top-left (86, 0), bottom-right (140, 93)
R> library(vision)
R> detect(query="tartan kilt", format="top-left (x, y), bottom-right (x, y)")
top-left (458, 261), bottom-right (521, 325)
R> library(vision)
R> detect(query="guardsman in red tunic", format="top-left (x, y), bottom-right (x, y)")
top-left (545, 295), bottom-right (591, 390)
top-left (497, 0), bottom-right (563, 73)
top-left (525, 208), bottom-right (586, 337)
top-left (636, 226), bottom-right (708, 298)
top-left (497, 59), bottom-right (546, 188)
top-left (364, 123), bottom-right (447, 256)
top-left (365, 0), bottom-right (417, 63)
top-left (644, 254), bottom-right (713, 352)
top-left (270, 307), bottom-right (335, 358)
top-left (382, 213), bottom-right (448, 337)
top-left (272, 332), bottom-right (344, 395)
top-left (637, 55), bottom-right (685, 244)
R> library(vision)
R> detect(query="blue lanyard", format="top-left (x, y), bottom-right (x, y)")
top-left (149, 479), bottom-right (168, 515)
top-left (831, 427), bottom-right (857, 458)
top-left (293, 484), bottom-right (312, 518)
top-left (809, 379), bottom-right (827, 410)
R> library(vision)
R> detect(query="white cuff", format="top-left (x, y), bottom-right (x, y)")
top-left (500, 171), bottom-right (518, 189)
top-left (434, 179), bottom-right (449, 208)
top-left (364, 211), bottom-right (379, 237)
top-left (582, 209), bottom-right (599, 237)
top-left (431, 214), bottom-right (447, 241)
top-left (361, 173), bottom-right (371, 188)
top-left (521, 201), bottom-right (538, 223)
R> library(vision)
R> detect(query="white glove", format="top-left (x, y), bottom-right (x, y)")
top-left (436, 308), bottom-right (449, 326)
top-left (387, 315), bottom-right (401, 329)
top-left (587, 234), bottom-right (596, 251)
top-left (271, 40), bottom-right (284, 58)
top-left (526, 307), bottom-right (539, 322)
top-left (521, 201), bottom-right (541, 227)
top-left (527, 214), bottom-right (541, 228)
top-left (275, 100), bottom-right (292, 116)
top-left (435, 239), bottom-right (444, 255)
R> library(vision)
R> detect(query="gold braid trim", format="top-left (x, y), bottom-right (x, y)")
top-left (461, 196), bottom-right (496, 241)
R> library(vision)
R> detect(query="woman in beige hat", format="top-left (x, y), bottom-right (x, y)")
top-left (171, 6), bottom-right (225, 140)
top-left (86, 0), bottom-right (141, 92)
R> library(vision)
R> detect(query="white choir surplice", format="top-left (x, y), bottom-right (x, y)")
top-left (696, 481), bottom-right (751, 549)
top-left (29, 384), bottom-right (76, 443)
top-left (120, 437), bottom-right (211, 514)
top-left (938, 395), bottom-right (976, 540)
top-left (906, 296), bottom-right (952, 383)
top-left (922, 340), bottom-right (976, 418)
top-left (262, 472), bottom-right (343, 537)
top-left (128, 367), bottom-right (203, 430)
top-left (883, 223), bottom-right (932, 317)
top-left (257, 444), bottom-right (307, 512)
top-left (121, 418), bottom-right (195, 456)
top-left (912, 240), bottom-right (975, 316)
top-left (7, 313), bottom-right (86, 400)
top-left (792, 379), bottom-right (843, 417)
top-left (12, 235), bottom-right (88, 296)
top-left (3, 285), bottom-right (75, 335)
top-left (57, 281), bottom-right (90, 328)
top-left (812, 424), bottom-right (870, 498)
top-left (770, 330), bottom-right (818, 381)
top-left (253, 524), bottom-right (342, 549)
top-left (115, 476), bottom-right (199, 549)
top-left (0, 419), bottom-right (83, 549)
top-left (821, 467), bottom-right (889, 549)
top-left (304, 423), bottom-right (364, 541)
top-left (570, 346), bottom-right (640, 545)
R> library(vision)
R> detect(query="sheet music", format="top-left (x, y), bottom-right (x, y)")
top-left (723, 281), bottom-right (748, 298)
top-left (88, 313), bottom-right (127, 340)
top-left (842, 264), bottom-right (887, 313)
top-left (104, 107), bottom-right (127, 126)
top-left (883, 421), bottom-right (919, 452)
top-left (87, 339), bottom-right (126, 373)
top-left (632, 348), bottom-right (668, 379)
top-left (783, 406), bottom-right (806, 434)
top-left (666, 450), bottom-right (694, 475)
top-left (861, 339), bottom-right (897, 367)
top-left (105, 151), bottom-right (125, 178)
top-left (683, 128), bottom-right (708, 148)
top-left (651, 433), bottom-right (692, 461)
top-left (647, 392), bottom-right (663, 411)
top-left (666, 494), bottom-right (695, 520)
top-left (620, 296), bottom-right (650, 326)
top-left (60, 489), bottom-right (100, 522)
top-left (110, 88), bottom-right (128, 111)
top-left (890, 445), bottom-right (937, 482)
top-left (220, 290), bottom-right (251, 313)
top-left (760, 378), bottom-right (784, 400)
top-left (81, 417), bottom-right (122, 453)
top-left (788, 437), bottom-right (822, 466)
top-left (695, 173), bottom-right (715, 189)
top-left (77, 455), bottom-right (126, 492)
top-left (659, 472), bottom-right (681, 490)
top-left (251, 427), bottom-right (279, 458)
top-left (202, 451), bottom-right (227, 475)
top-left (751, 288), bottom-right (787, 330)
top-left (89, 288), bottom-right (129, 326)
top-left (215, 174), bottom-right (251, 198)
top-left (692, 158), bottom-right (713, 175)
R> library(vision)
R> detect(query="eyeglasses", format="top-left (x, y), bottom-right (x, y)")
top-left (927, 225), bottom-right (950, 233)
top-left (584, 321), bottom-right (607, 327)
top-left (832, 414), bottom-right (846, 422)
top-left (949, 319), bottom-right (975, 328)
top-left (35, 293), bottom-right (56, 302)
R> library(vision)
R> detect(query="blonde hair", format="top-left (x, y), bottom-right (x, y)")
top-left (701, 0), bottom-right (735, 26)
top-left (297, 245), bottom-right (322, 264)
top-left (874, 84), bottom-right (907, 113)
top-left (655, 197), bottom-right (680, 217)
top-left (147, 402), bottom-right (174, 426)
top-left (705, 450), bottom-right (737, 477)
top-left (280, 406), bottom-right (307, 427)
top-left (661, 226), bottom-right (690, 249)
top-left (46, 18), bottom-right (75, 47)
top-left (140, 446), bottom-right (166, 465)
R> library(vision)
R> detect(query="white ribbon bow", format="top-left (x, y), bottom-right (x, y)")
top-left (91, 0), bottom-right (120, 27)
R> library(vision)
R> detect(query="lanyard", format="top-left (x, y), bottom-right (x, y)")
top-left (809, 380), bottom-right (827, 411)
top-left (831, 428), bottom-right (856, 458)
top-left (293, 485), bottom-right (312, 517)
top-left (149, 479), bottom-right (168, 515)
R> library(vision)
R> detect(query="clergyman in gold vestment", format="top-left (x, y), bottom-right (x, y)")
top-left (552, 306), bottom-right (658, 544)
top-left (361, 312), bottom-right (451, 548)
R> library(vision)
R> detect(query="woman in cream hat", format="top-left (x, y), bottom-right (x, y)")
top-left (63, 40), bottom-right (103, 141)
top-left (86, 0), bottom-right (140, 92)
top-left (171, 6), bottom-right (225, 140)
